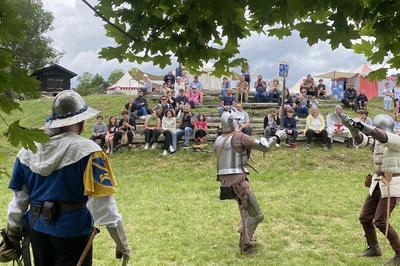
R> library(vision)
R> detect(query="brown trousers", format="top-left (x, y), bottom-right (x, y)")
top-left (359, 185), bottom-right (400, 253)
top-left (232, 180), bottom-right (264, 253)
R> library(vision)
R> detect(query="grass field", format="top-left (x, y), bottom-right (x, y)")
top-left (0, 95), bottom-right (398, 265)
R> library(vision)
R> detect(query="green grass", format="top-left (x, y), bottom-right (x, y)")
top-left (0, 95), bottom-right (397, 265)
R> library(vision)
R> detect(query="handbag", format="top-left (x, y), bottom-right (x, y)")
top-left (121, 131), bottom-right (128, 145)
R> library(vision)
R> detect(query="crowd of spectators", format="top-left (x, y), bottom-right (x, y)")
top-left (90, 69), bottom-right (400, 153)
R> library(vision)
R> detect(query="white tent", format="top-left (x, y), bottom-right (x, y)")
top-left (107, 72), bottom-right (142, 96)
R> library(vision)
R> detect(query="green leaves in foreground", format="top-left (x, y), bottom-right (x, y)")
top-left (4, 120), bottom-right (48, 153)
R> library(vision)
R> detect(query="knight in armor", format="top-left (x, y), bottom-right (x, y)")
top-left (342, 113), bottom-right (400, 265)
top-left (0, 91), bottom-right (131, 266)
top-left (214, 110), bottom-right (286, 254)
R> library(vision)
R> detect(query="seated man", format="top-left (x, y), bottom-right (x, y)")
top-left (89, 114), bottom-right (107, 148)
top-left (187, 86), bottom-right (202, 108)
top-left (175, 88), bottom-right (189, 114)
top-left (114, 110), bottom-right (136, 149)
top-left (254, 75), bottom-right (268, 103)
top-left (175, 104), bottom-right (194, 146)
top-left (300, 74), bottom-right (317, 97)
top-left (326, 105), bottom-right (352, 148)
top-left (341, 83), bottom-right (357, 110)
top-left (294, 89), bottom-right (310, 118)
top-left (356, 89), bottom-right (368, 111)
top-left (218, 88), bottom-right (236, 115)
top-left (133, 89), bottom-right (149, 118)
top-left (234, 103), bottom-right (252, 136)
top-left (220, 76), bottom-right (231, 98)
top-left (156, 96), bottom-right (174, 119)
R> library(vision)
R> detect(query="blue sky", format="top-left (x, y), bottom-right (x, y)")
top-left (43, 0), bottom-right (375, 88)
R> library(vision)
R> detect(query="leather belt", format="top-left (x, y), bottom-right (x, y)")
top-left (30, 201), bottom-right (86, 213)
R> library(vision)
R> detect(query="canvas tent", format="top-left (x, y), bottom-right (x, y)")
top-left (314, 64), bottom-right (379, 99)
top-left (107, 72), bottom-right (141, 96)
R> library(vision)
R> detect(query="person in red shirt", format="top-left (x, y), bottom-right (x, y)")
top-left (194, 113), bottom-right (208, 144)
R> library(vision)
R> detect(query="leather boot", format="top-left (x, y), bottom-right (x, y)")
top-left (360, 232), bottom-right (382, 257)
top-left (345, 137), bottom-right (353, 148)
top-left (386, 237), bottom-right (400, 265)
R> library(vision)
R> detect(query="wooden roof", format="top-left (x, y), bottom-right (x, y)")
top-left (31, 64), bottom-right (77, 78)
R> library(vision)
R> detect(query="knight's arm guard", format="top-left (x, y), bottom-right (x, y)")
top-left (253, 137), bottom-right (277, 152)
top-left (342, 114), bottom-right (388, 145)
top-left (383, 132), bottom-right (400, 151)
top-left (7, 185), bottom-right (29, 228)
top-left (86, 196), bottom-right (130, 263)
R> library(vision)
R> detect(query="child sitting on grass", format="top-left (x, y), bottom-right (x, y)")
top-left (90, 114), bottom-right (107, 148)
top-left (194, 113), bottom-right (208, 144)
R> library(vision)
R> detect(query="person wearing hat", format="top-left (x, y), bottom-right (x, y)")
top-left (342, 113), bottom-right (400, 265)
top-left (341, 83), bottom-right (358, 111)
top-left (326, 105), bottom-right (353, 148)
top-left (0, 91), bottom-right (131, 265)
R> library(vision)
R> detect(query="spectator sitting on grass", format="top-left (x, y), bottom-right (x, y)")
top-left (341, 83), bottom-right (357, 111)
top-left (217, 88), bottom-right (236, 115)
top-left (166, 90), bottom-right (176, 110)
top-left (267, 78), bottom-right (281, 103)
top-left (174, 76), bottom-right (186, 95)
top-left (144, 108), bottom-right (161, 150)
top-left (134, 89), bottom-right (149, 119)
top-left (283, 108), bottom-right (298, 147)
top-left (124, 97), bottom-right (136, 118)
top-left (105, 115), bottom-right (118, 154)
top-left (220, 76), bottom-right (231, 98)
top-left (317, 79), bottom-right (327, 99)
top-left (162, 109), bottom-right (177, 156)
top-left (143, 74), bottom-right (152, 94)
top-left (254, 74), bottom-right (268, 103)
top-left (355, 89), bottom-right (368, 111)
top-left (305, 105), bottom-right (328, 150)
top-left (164, 70), bottom-right (175, 85)
top-left (326, 105), bottom-right (352, 148)
top-left (175, 88), bottom-right (189, 115)
top-left (89, 114), bottom-right (107, 148)
top-left (357, 109), bottom-right (372, 125)
top-left (176, 104), bottom-right (194, 147)
top-left (301, 74), bottom-right (317, 97)
top-left (278, 88), bottom-right (293, 111)
top-left (156, 95), bottom-right (173, 119)
top-left (187, 86), bottom-right (202, 108)
top-left (263, 108), bottom-right (280, 138)
top-left (234, 103), bottom-right (252, 136)
top-left (236, 75), bottom-right (249, 103)
top-left (114, 110), bottom-right (136, 149)
top-left (194, 113), bottom-right (208, 144)
top-left (310, 96), bottom-right (319, 108)
top-left (294, 88), bottom-right (310, 119)
top-left (394, 113), bottom-right (400, 136)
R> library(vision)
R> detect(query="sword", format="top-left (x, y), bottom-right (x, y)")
top-left (77, 227), bottom-right (100, 266)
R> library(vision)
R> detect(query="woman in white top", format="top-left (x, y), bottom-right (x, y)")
top-left (174, 76), bottom-right (186, 95)
top-left (161, 109), bottom-right (177, 156)
top-left (305, 105), bottom-right (328, 150)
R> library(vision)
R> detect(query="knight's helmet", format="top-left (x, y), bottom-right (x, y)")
top-left (220, 110), bottom-right (239, 133)
top-left (372, 114), bottom-right (394, 132)
top-left (46, 90), bottom-right (98, 129)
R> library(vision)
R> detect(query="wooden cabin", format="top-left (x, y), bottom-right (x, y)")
top-left (31, 64), bottom-right (77, 96)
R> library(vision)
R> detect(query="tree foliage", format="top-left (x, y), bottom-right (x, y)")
top-left (75, 72), bottom-right (109, 96)
top-left (0, 0), bottom-right (50, 176)
top-left (96, 0), bottom-right (400, 78)
top-left (107, 69), bottom-right (125, 85)
top-left (9, 0), bottom-right (62, 72)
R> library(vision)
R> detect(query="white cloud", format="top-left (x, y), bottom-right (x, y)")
top-left (42, 0), bottom-right (378, 88)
